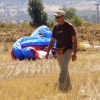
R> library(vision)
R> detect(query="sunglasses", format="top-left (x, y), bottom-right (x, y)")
top-left (55, 16), bottom-right (63, 19)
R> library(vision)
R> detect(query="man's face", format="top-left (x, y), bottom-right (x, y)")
top-left (55, 16), bottom-right (64, 23)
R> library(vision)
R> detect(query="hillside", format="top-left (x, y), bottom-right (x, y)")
top-left (0, 0), bottom-right (99, 5)
top-left (43, 0), bottom-right (100, 5)
top-left (0, 0), bottom-right (99, 23)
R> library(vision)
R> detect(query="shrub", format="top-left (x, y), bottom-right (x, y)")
top-left (68, 16), bottom-right (83, 27)
top-left (19, 22), bottom-right (30, 28)
top-left (47, 20), bottom-right (55, 27)
top-left (0, 22), bottom-right (6, 28)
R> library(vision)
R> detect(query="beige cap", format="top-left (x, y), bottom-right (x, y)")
top-left (54, 10), bottom-right (65, 17)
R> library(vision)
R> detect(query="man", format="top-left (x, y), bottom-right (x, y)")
top-left (45, 10), bottom-right (77, 92)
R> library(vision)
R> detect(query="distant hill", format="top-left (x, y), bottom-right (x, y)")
top-left (0, 0), bottom-right (99, 6)
top-left (0, 0), bottom-right (99, 23)
top-left (43, 0), bottom-right (100, 5)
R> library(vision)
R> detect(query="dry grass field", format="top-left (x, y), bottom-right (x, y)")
top-left (0, 42), bottom-right (100, 100)
top-left (0, 23), bottom-right (100, 100)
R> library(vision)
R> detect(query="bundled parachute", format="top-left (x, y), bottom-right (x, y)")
top-left (11, 25), bottom-right (56, 60)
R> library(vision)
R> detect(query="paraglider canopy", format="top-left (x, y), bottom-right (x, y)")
top-left (11, 25), bottom-right (56, 60)
top-left (31, 25), bottom-right (52, 38)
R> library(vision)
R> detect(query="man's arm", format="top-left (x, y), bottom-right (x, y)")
top-left (72, 35), bottom-right (77, 54)
top-left (45, 38), bottom-right (55, 59)
top-left (72, 35), bottom-right (77, 61)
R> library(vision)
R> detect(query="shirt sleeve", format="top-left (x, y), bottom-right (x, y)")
top-left (70, 25), bottom-right (76, 36)
top-left (52, 25), bottom-right (56, 38)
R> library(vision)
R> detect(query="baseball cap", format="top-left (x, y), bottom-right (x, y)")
top-left (54, 10), bottom-right (65, 17)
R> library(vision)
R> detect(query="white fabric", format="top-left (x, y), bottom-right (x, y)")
top-left (37, 50), bottom-right (54, 59)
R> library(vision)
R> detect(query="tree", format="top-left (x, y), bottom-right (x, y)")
top-left (28, 0), bottom-right (47, 27)
top-left (60, 7), bottom-right (76, 19)
top-left (60, 7), bottom-right (83, 27)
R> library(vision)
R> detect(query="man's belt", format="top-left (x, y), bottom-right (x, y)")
top-left (56, 46), bottom-right (72, 54)
top-left (56, 47), bottom-right (65, 54)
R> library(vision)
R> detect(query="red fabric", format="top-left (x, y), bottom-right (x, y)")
top-left (23, 47), bottom-right (39, 58)
top-left (11, 51), bottom-right (16, 59)
top-left (12, 46), bottom-right (56, 59)
top-left (22, 46), bottom-right (46, 51)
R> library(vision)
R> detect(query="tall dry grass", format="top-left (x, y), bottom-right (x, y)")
top-left (0, 42), bottom-right (100, 100)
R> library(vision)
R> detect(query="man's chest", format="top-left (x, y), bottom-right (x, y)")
top-left (55, 26), bottom-right (70, 38)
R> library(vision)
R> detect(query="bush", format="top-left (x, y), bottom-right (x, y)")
top-left (47, 20), bottom-right (55, 27)
top-left (0, 22), bottom-right (17, 29)
top-left (19, 22), bottom-right (30, 28)
top-left (0, 22), bottom-right (6, 28)
top-left (0, 22), bottom-right (31, 29)
top-left (68, 16), bottom-right (83, 27)
top-left (82, 21), bottom-right (93, 27)
top-left (5, 23), bottom-right (16, 29)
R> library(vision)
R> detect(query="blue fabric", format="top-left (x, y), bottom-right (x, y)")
top-left (22, 48), bottom-right (34, 59)
top-left (12, 25), bottom-right (56, 60)
top-left (20, 36), bottom-right (51, 47)
top-left (31, 25), bottom-right (52, 38)
top-left (12, 38), bottom-right (24, 60)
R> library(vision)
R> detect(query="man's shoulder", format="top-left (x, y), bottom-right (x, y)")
top-left (52, 24), bottom-right (59, 30)
top-left (64, 21), bottom-right (73, 27)
top-left (54, 24), bottom-right (58, 27)
top-left (53, 21), bottom-right (73, 28)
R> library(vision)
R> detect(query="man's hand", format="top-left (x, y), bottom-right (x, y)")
top-left (45, 53), bottom-right (49, 59)
top-left (72, 54), bottom-right (77, 62)
top-left (45, 38), bottom-right (55, 59)
top-left (72, 35), bottom-right (77, 61)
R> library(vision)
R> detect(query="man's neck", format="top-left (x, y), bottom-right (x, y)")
top-left (58, 20), bottom-right (65, 25)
